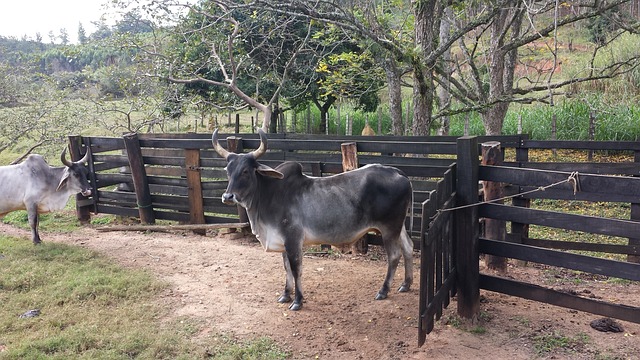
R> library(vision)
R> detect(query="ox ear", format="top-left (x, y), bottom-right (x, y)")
top-left (256, 164), bottom-right (284, 179)
top-left (56, 168), bottom-right (71, 192)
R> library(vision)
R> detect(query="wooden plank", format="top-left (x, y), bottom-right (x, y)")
top-left (521, 237), bottom-right (640, 255)
top-left (96, 222), bottom-right (249, 232)
top-left (84, 136), bottom-right (125, 153)
top-left (480, 238), bottom-right (640, 281)
top-left (185, 149), bottom-right (206, 235)
top-left (359, 155), bottom-right (455, 167)
top-left (68, 135), bottom-right (93, 222)
top-left (123, 133), bottom-right (155, 224)
top-left (96, 173), bottom-right (133, 188)
top-left (482, 141), bottom-right (507, 271)
top-left (94, 204), bottom-right (140, 217)
top-left (146, 176), bottom-right (188, 187)
top-left (479, 165), bottom-right (640, 198)
top-left (630, 151), bottom-right (640, 263)
top-left (479, 203), bottom-right (640, 239)
top-left (145, 166), bottom-right (185, 177)
top-left (96, 190), bottom-right (137, 201)
top-left (143, 156), bottom-right (187, 167)
top-left (515, 186), bottom-right (634, 203)
top-left (480, 274), bottom-right (640, 324)
top-left (455, 136), bottom-right (480, 319)
top-left (505, 161), bottom-right (640, 176)
top-left (419, 272), bottom-right (457, 347)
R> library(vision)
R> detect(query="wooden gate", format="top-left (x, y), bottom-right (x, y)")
top-left (418, 165), bottom-right (457, 346)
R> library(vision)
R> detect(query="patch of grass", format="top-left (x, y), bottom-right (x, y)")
top-left (89, 214), bottom-right (115, 226)
top-left (512, 315), bottom-right (530, 327)
top-left (532, 331), bottom-right (589, 355)
top-left (444, 314), bottom-right (462, 329)
top-left (207, 336), bottom-right (289, 360)
top-left (469, 326), bottom-right (487, 334)
top-left (0, 235), bottom-right (288, 359)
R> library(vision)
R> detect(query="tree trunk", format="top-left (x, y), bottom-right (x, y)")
top-left (412, 0), bottom-right (440, 136)
top-left (382, 57), bottom-right (404, 135)
top-left (481, 2), bottom-right (523, 136)
top-left (437, 6), bottom-right (453, 136)
top-left (313, 96), bottom-right (335, 135)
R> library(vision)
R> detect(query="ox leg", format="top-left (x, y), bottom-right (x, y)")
top-left (278, 252), bottom-right (294, 304)
top-left (283, 242), bottom-right (304, 311)
top-left (398, 230), bottom-right (414, 293)
top-left (376, 232), bottom-right (403, 300)
top-left (26, 204), bottom-right (41, 245)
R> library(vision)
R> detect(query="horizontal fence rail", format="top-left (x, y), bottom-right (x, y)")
top-left (74, 132), bottom-right (519, 245)
top-left (473, 155), bottom-right (640, 326)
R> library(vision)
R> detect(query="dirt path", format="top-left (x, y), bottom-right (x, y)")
top-left (1, 222), bottom-right (638, 359)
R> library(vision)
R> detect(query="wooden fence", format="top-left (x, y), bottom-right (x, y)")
top-left (418, 136), bottom-right (640, 346)
top-left (68, 132), bottom-right (521, 247)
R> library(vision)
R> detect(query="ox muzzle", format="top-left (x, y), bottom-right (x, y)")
top-left (221, 192), bottom-right (237, 205)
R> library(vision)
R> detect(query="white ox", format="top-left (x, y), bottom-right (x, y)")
top-left (0, 149), bottom-right (92, 244)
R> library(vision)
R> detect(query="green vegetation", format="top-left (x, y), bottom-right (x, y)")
top-left (532, 331), bottom-right (589, 356)
top-left (449, 97), bottom-right (640, 141)
top-left (0, 236), bottom-right (288, 359)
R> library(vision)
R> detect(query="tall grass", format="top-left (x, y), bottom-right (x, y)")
top-left (293, 95), bottom-right (640, 141)
top-left (448, 97), bottom-right (640, 141)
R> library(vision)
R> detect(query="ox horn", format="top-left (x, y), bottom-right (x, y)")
top-left (211, 129), bottom-right (231, 160)
top-left (77, 148), bottom-right (91, 165)
top-left (60, 148), bottom-right (74, 167)
top-left (61, 147), bottom-right (91, 167)
top-left (250, 128), bottom-right (268, 159)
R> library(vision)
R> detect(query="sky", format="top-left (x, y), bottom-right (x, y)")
top-left (0, 0), bottom-right (109, 43)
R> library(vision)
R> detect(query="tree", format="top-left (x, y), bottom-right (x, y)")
top-left (78, 22), bottom-right (88, 45)
top-left (0, 70), bottom-right (86, 161)
top-left (118, 0), bottom-right (316, 131)
top-left (59, 28), bottom-right (70, 45)
top-left (245, 0), bottom-right (640, 136)
top-left (445, 1), bottom-right (640, 135)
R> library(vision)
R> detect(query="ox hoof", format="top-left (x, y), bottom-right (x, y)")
top-left (398, 284), bottom-right (411, 293)
top-left (289, 302), bottom-right (303, 311)
top-left (277, 294), bottom-right (292, 303)
top-left (374, 292), bottom-right (388, 300)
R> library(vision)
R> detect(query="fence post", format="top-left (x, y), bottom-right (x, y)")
top-left (455, 136), bottom-right (480, 319)
top-left (481, 141), bottom-right (507, 271)
top-left (185, 149), bottom-right (206, 235)
top-left (123, 133), bottom-right (155, 224)
top-left (629, 150), bottom-right (640, 264)
top-left (588, 111), bottom-right (596, 161)
top-left (512, 134), bottom-right (530, 266)
top-left (340, 142), bottom-right (367, 254)
top-left (68, 135), bottom-right (92, 223)
top-left (226, 136), bottom-right (251, 235)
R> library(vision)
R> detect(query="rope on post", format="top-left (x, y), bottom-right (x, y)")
top-left (435, 171), bottom-right (581, 217)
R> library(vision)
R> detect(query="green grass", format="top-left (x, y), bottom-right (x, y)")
top-left (0, 236), bottom-right (288, 359)
top-left (449, 97), bottom-right (640, 141)
top-left (1, 210), bottom-right (82, 234)
top-left (532, 331), bottom-right (589, 356)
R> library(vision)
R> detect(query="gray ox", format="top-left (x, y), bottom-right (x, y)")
top-left (212, 129), bottom-right (414, 310)
top-left (0, 149), bottom-right (92, 244)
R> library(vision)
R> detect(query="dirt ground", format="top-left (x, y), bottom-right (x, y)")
top-left (1, 221), bottom-right (638, 360)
